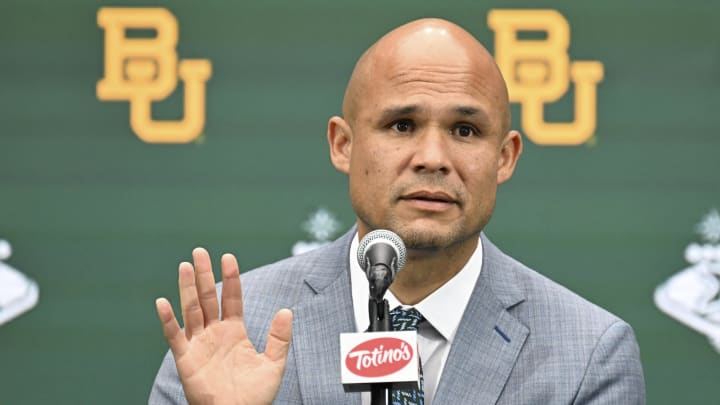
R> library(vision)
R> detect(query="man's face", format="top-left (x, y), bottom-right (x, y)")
top-left (329, 35), bottom-right (520, 252)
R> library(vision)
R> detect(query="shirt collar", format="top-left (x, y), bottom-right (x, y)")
top-left (350, 232), bottom-right (483, 343)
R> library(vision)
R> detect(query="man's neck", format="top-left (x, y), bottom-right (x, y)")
top-left (389, 237), bottom-right (479, 305)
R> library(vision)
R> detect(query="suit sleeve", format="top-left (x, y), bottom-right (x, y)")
top-left (148, 350), bottom-right (189, 405)
top-left (573, 320), bottom-right (646, 405)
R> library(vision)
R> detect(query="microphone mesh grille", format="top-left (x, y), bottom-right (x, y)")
top-left (356, 229), bottom-right (406, 270)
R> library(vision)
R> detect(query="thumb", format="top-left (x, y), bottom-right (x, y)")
top-left (264, 309), bottom-right (293, 363)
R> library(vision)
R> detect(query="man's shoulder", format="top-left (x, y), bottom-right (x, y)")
top-left (519, 257), bottom-right (619, 325)
top-left (240, 230), bottom-right (351, 287)
top-left (230, 229), bottom-right (354, 310)
top-left (483, 236), bottom-right (625, 334)
top-left (482, 237), bottom-right (645, 402)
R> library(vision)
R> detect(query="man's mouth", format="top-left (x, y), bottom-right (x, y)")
top-left (400, 191), bottom-right (457, 205)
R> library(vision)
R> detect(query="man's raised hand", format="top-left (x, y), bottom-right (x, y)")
top-left (155, 248), bottom-right (292, 405)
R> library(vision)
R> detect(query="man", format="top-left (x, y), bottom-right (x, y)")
top-left (150, 18), bottom-right (645, 404)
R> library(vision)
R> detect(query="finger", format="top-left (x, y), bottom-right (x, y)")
top-left (220, 253), bottom-right (244, 321)
top-left (178, 261), bottom-right (204, 339)
top-left (155, 297), bottom-right (188, 357)
top-left (264, 308), bottom-right (293, 363)
top-left (192, 247), bottom-right (220, 326)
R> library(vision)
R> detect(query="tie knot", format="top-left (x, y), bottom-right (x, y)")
top-left (390, 307), bottom-right (423, 331)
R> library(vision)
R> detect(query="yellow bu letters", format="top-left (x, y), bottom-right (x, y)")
top-left (488, 10), bottom-right (604, 146)
top-left (97, 8), bottom-right (212, 143)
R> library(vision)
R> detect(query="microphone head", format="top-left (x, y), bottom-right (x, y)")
top-left (357, 229), bottom-right (406, 273)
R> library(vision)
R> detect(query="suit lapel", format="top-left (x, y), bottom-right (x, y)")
top-left (290, 231), bottom-right (362, 405)
top-left (433, 235), bottom-right (529, 404)
top-left (288, 231), bottom-right (528, 405)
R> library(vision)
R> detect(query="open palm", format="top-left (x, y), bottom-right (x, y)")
top-left (156, 248), bottom-right (292, 405)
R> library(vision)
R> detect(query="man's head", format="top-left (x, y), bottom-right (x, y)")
top-left (328, 18), bottom-right (522, 252)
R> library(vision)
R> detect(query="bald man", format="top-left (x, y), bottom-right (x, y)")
top-left (150, 19), bottom-right (645, 405)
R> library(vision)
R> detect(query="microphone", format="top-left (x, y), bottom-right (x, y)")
top-left (340, 230), bottom-right (418, 392)
top-left (357, 230), bottom-right (406, 301)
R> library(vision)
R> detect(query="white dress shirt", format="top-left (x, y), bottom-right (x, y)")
top-left (349, 233), bottom-right (483, 405)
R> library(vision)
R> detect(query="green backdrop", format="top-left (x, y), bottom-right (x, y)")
top-left (1, 0), bottom-right (719, 403)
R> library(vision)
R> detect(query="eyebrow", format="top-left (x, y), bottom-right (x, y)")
top-left (377, 104), bottom-right (490, 126)
top-left (454, 106), bottom-right (481, 116)
top-left (379, 105), bottom-right (420, 122)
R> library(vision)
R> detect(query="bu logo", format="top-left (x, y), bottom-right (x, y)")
top-left (97, 8), bottom-right (212, 143)
top-left (488, 10), bottom-right (604, 146)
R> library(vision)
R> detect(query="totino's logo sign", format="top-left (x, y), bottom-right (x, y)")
top-left (489, 10), bottom-right (604, 146)
top-left (340, 331), bottom-right (419, 384)
top-left (346, 337), bottom-right (413, 377)
top-left (97, 8), bottom-right (212, 143)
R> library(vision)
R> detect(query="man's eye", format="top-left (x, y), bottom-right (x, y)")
top-left (391, 120), bottom-right (414, 133)
top-left (453, 124), bottom-right (478, 137)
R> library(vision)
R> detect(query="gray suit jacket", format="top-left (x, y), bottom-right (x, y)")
top-left (149, 230), bottom-right (645, 404)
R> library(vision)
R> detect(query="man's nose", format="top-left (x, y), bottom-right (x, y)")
top-left (410, 127), bottom-right (451, 175)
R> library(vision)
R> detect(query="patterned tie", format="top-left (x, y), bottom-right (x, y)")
top-left (389, 307), bottom-right (424, 405)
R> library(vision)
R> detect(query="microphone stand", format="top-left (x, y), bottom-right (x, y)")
top-left (368, 296), bottom-right (391, 405)
top-left (359, 231), bottom-right (405, 405)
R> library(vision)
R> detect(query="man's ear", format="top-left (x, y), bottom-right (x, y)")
top-left (327, 116), bottom-right (352, 174)
top-left (497, 130), bottom-right (523, 184)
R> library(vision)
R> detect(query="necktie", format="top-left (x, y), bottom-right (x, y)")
top-left (390, 307), bottom-right (424, 405)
